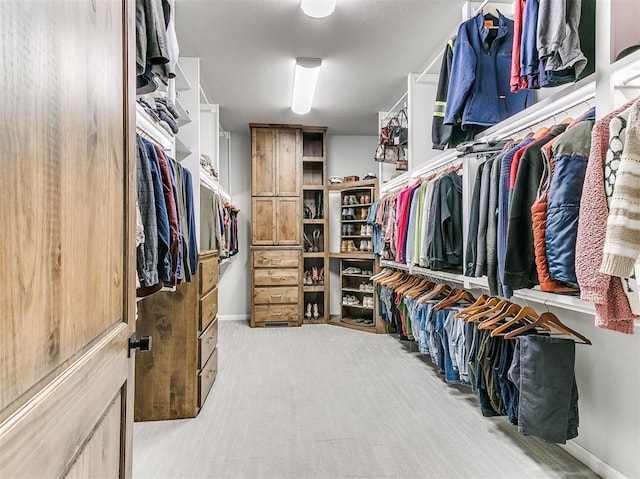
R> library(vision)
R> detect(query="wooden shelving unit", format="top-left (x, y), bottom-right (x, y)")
top-left (301, 128), bottom-right (329, 324)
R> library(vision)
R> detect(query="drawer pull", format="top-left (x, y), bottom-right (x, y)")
top-left (207, 336), bottom-right (216, 344)
top-left (271, 311), bottom-right (282, 316)
top-left (206, 369), bottom-right (216, 379)
top-left (271, 258), bottom-right (282, 263)
top-left (270, 294), bottom-right (282, 299)
top-left (271, 275), bottom-right (282, 280)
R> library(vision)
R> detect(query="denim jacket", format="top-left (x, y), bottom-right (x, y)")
top-left (445, 12), bottom-right (533, 129)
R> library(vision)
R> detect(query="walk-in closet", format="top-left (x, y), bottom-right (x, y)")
top-left (1, 0), bottom-right (640, 478)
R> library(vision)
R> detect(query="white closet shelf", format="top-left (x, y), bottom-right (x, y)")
top-left (175, 99), bottom-right (192, 126)
top-left (380, 171), bottom-right (411, 193)
top-left (610, 48), bottom-right (640, 83)
top-left (136, 103), bottom-right (173, 151)
top-left (175, 135), bottom-right (191, 160)
top-left (199, 165), bottom-right (231, 201)
top-left (379, 260), bottom-right (599, 316)
top-left (476, 75), bottom-right (597, 141)
top-left (174, 62), bottom-right (192, 92)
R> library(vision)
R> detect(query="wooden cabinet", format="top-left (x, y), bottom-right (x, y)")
top-left (251, 127), bottom-right (300, 197)
top-left (134, 251), bottom-right (219, 420)
top-left (251, 196), bottom-right (301, 245)
top-left (251, 247), bottom-right (303, 327)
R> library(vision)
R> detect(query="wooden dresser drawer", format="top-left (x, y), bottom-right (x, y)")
top-left (199, 348), bottom-right (218, 408)
top-left (200, 254), bottom-right (219, 295)
top-left (200, 287), bottom-right (218, 332)
top-left (253, 286), bottom-right (299, 305)
top-left (198, 318), bottom-right (218, 369)
top-left (253, 268), bottom-right (299, 286)
top-left (253, 249), bottom-right (299, 268)
top-left (254, 305), bottom-right (299, 323)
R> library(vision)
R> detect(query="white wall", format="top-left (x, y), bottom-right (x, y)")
top-left (327, 135), bottom-right (378, 315)
top-left (217, 132), bottom-right (251, 318)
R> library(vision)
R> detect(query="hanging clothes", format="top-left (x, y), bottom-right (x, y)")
top-left (445, 11), bottom-right (533, 130)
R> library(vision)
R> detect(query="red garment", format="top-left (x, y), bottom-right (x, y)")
top-left (531, 142), bottom-right (577, 293)
top-left (509, 140), bottom-right (534, 190)
top-left (395, 185), bottom-right (419, 264)
top-left (510, 0), bottom-right (528, 92)
top-left (154, 145), bottom-right (180, 287)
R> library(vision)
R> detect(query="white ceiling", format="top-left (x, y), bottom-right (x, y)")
top-left (175, 0), bottom-right (467, 135)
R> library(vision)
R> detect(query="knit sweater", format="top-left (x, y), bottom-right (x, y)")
top-left (575, 99), bottom-right (638, 334)
top-left (601, 100), bottom-right (640, 278)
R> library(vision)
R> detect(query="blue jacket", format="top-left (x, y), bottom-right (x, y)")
top-left (545, 108), bottom-right (596, 286)
top-left (445, 12), bottom-right (533, 128)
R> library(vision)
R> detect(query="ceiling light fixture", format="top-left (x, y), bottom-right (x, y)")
top-left (300, 0), bottom-right (336, 19)
top-left (291, 57), bottom-right (322, 115)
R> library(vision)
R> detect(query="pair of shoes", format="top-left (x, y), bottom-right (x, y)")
top-left (359, 225), bottom-right (372, 236)
top-left (359, 282), bottom-right (374, 292)
top-left (360, 194), bottom-right (371, 204)
top-left (305, 303), bottom-right (320, 319)
top-left (303, 232), bottom-right (313, 252)
top-left (359, 240), bottom-right (372, 252)
top-left (341, 240), bottom-right (357, 252)
top-left (343, 195), bottom-right (358, 205)
top-left (362, 296), bottom-right (374, 308)
top-left (356, 316), bottom-right (374, 325)
top-left (360, 269), bottom-right (373, 276)
top-left (342, 295), bottom-right (360, 306)
top-left (303, 270), bottom-right (313, 285)
top-left (342, 224), bottom-right (355, 236)
top-left (359, 208), bottom-right (368, 220)
top-left (314, 191), bottom-right (323, 219)
top-left (317, 267), bottom-right (324, 285)
top-left (312, 229), bottom-right (322, 252)
top-left (342, 207), bottom-right (356, 220)
top-left (343, 267), bottom-right (362, 274)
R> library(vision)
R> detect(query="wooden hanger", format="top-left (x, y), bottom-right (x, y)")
top-left (490, 306), bottom-right (541, 336)
top-left (455, 295), bottom-right (495, 319)
top-left (504, 312), bottom-right (592, 345)
top-left (533, 126), bottom-right (550, 138)
top-left (477, 302), bottom-right (522, 330)
top-left (418, 283), bottom-right (451, 303)
top-left (406, 279), bottom-right (436, 299)
top-left (464, 299), bottom-right (511, 323)
top-left (433, 289), bottom-right (475, 311)
top-left (457, 297), bottom-right (501, 321)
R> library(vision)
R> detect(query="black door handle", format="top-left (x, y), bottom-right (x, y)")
top-left (128, 333), bottom-right (152, 357)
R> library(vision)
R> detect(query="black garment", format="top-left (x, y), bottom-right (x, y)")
top-left (430, 173), bottom-right (463, 271)
top-left (504, 125), bottom-right (567, 289)
top-left (465, 160), bottom-right (486, 276)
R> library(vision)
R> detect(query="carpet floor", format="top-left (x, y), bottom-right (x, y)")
top-left (133, 320), bottom-right (599, 479)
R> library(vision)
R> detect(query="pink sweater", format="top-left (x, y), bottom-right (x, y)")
top-left (575, 100), bottom-right (638, 334)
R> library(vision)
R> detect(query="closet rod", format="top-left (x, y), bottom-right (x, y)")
top-left (620, 69), bottom-right (640, 86)
top-left (415, 0), bottom-right (488, 83)
top-left (381, 93), bottom-right (408, 122)
top-left (490, 92), bottom-right (595, 142)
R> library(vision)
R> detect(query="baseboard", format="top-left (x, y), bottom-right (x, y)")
top-left (217, 314), bottom-right (250, 321)
top-left (560, 441), bottom-right (626, 479)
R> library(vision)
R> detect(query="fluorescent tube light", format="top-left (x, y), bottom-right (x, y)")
top-left (301, 0), bottom-right (336, 18)
top-left (291, 57), bottom-right (322, 115)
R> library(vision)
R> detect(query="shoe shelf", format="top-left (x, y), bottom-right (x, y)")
top-left (341, 203), bottom-right (373, 208)
top-left (342, 287), bottom-right (374, 293)
top-left (341, 235), bottom-right (372, 238)
top-left (342, 304), bottom-right (373, 310)
top-left (301, 128), bottom-right (329, 325)
top-left (341, 219), bottom-right (369, 223)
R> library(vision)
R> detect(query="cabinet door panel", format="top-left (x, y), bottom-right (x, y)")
top-left (276, 129), bottom-right (300, 196)
top-left (252, 197), bottom-right (276, 245)
top-left (276, 197), bottom-right (300, 246)
top-left (251, 128), bottom-right (276, 196)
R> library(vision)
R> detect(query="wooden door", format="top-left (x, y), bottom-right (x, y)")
top-left (252, 197), bottom-right (276, 245)
top-left (276, 197), bottom-right (301, 245)
top-left (276, 128), bottom-right (301, 196)
top-left (0, 0), bottom-right (136, 477)
top-left (251, 128), bottom-right (276, 196)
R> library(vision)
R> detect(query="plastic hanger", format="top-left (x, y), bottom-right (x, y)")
top-left (504, 312), bottom-right (592, 345)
